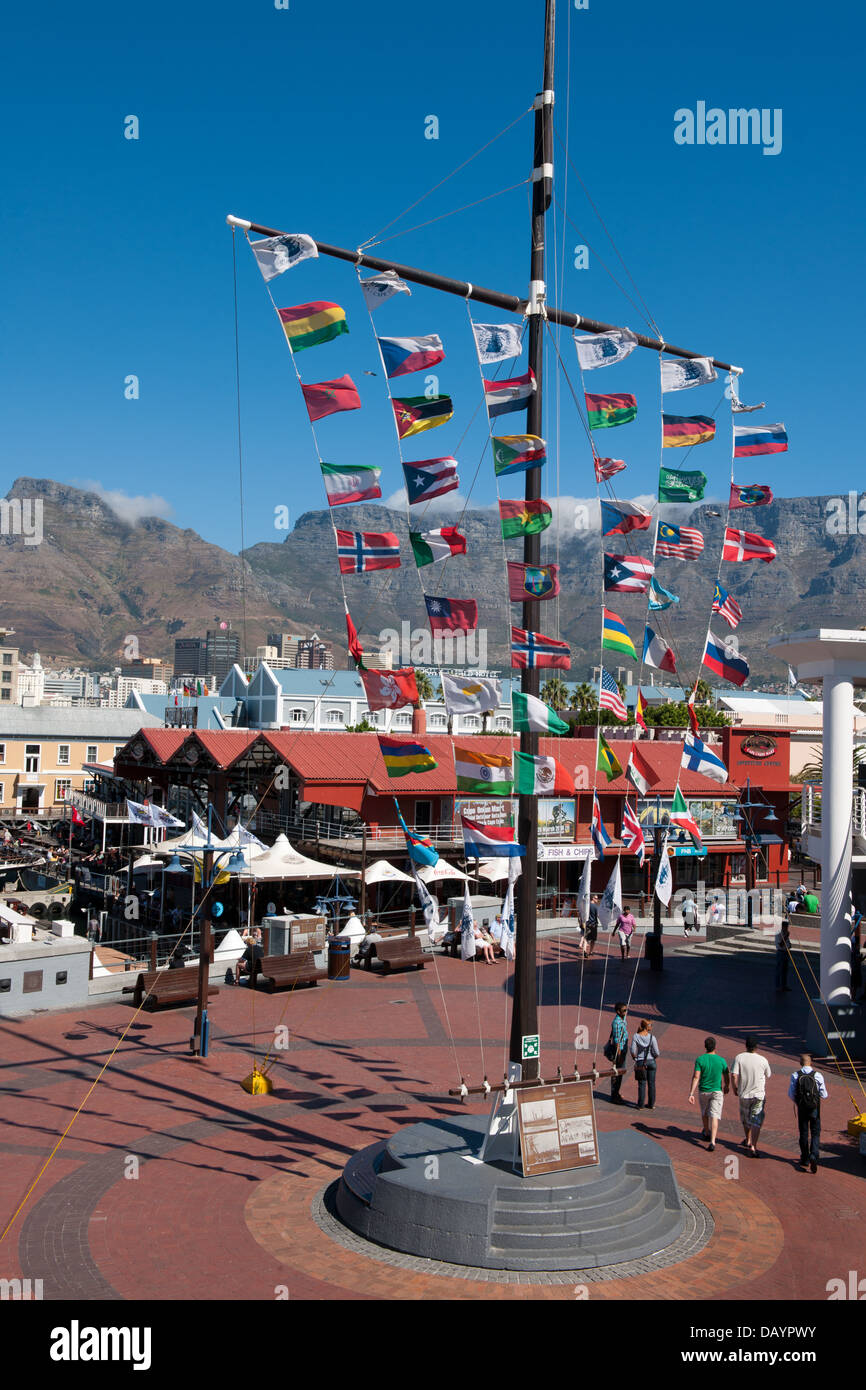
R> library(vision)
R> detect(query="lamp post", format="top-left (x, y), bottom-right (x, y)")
top-left (647, 793), bottom-right (665, 972)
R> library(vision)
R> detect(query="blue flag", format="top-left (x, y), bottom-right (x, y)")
top-left (648, 577), bottom-right (679, 611)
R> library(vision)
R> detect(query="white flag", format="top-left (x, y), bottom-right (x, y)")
top-left (598, 858), bottom-right (623, 930)
top-left (500, 876), bottom-right (517, 961)
top-left (237, 823), bottom-right (267, 851)
top-left (729, 375), bottom-right (765, 413)
top-left (577, 850), bottom-right (593, 923)
top-left (147, 805), bottom-right (185, 830)
top-left (126, 799), bottom-right (152, 826)
top-left (574, 327), bottom-right (638, 371)
top-left (788, 665), bottom-right (799, 689)
top-left (471, 321), bottom-right (523, 365)
top-left (459, 885), bottom-right (476, 960)
top-left (661, 356), bottom-right (717, 391)
top-left (654, 835), bottom-right (673, 905)
top-left (191, 811), bottom-right (207, 837)
top-left (360, 269), bottom-right (411, 312)
top-left (442, 674), bottom-right (501, 717)
top-left (249, 233), bottom-right (317, 281)
top-left (411, 864), bottom-right (443, 943)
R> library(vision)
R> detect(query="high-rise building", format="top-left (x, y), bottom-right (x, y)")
top-left (205, 629), bottom-right (240, 683)
top-left (0, 628), bottom-right (19, 705)
top-left (265, 632), bottom-right (333, 669)
top-left (174, 637), bottom-right (206, 677)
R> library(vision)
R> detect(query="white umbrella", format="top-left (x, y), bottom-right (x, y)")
top-left (248, 832), bottom-right (360, 881)
top-left (474, 859), bottom-right (523, 884)
top-left (364, 859), bottom-right (414, 885)
top-left (418, 860), bottom-right (471, 883)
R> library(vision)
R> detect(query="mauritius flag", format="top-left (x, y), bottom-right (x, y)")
top-left (278, 302), bottom-right (347, 352)
top-left (377, 737), bottom-right (438, 778)
top-left (321, 462), bottom-right (382, 505)
top-left (409, 526), bottom-right (466, 567)
top-left (335, 530), bottom-right (401, 574)
top-left (461, 815), bottom-right (525, 858)
top-left (662, 414), bottom-right (715, 447)
top-left (702, 632), bottom-right (750, 687)
top-left (424, 595), bottom-right (478, 632)
top-left (403, 457), bottom-right (459, 504)
top-left (378, 333), bottom-right (445, 379)
top-left (602, 609), bottom-right (636, 660)
top-left (492, 434), bottom-right (546, 476)
top-left (302, 375), bottom-right (361, 421)
top-left (585, 393), bottom-right (637, 429)
top-left (393, 395), bottom-right (453, 438)
top-left (499, 498), bottom-right (552, 538)
top-left (733, 424), bottom-right (787, 457)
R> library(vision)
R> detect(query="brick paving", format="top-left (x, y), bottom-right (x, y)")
top-left (0, 933), bottom-right (863, 1301)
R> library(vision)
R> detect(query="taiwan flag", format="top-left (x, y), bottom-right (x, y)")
top-left (301, 375), bottom-right (362, 421)
top-left (424, 595), bottom-right (478, 632)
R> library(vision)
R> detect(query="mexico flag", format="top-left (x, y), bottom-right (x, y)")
top-left (409, 526), bottom-right (467, 567)
top-left (512, 752), bottom-right (574, 795)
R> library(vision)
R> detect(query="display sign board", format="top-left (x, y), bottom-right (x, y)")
top-left (537, 798), bottom-right (575, 838)
top-left (538, 843), bottom-right (593, 861)
top-left (521, 1034), bottom-right (540, 1061)
top-left (516, 1080), bottom-right (599, 1177)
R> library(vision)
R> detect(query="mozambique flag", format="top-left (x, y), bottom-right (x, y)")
top-left (602, 608), bottom-right (636, 660)
top-left (661, 414), bottom-right (715, 447)
top-left (585, 393), bottom-right (637, 429)
top-left (499, 498), bottom-right (552, 538)
top-left (277, 302), bottom-right (348, 352)
top-left (393, 395), bottom-right (453, 439)
top-left (377, 737), bottom-right (438, 778)
top-left (597, 733), bottom-right (623, 783)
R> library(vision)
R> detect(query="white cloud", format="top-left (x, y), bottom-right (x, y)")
top-left (78, 481), bottom-right (175, 526)
top-left (382, 489), bottom-right (474, 515)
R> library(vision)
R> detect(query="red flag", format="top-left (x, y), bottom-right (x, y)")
top-left (71, 807), bottom-right (85, 827)
top-left (722, 527), bottom-right (777, 563)
top-left (301, 375), bottom-right (361, 422)
top-left (635, 690), bottom-right (648, 732)
top-left (686, 683), bottom-right (700, 736)
top-left (360, 668), bottom-right (419, 711)
top-left (345, 609), bottom-right (366, 670)
top-left (594, 456), bottom-right (627, 483)
top-left (424, 596), bottom-right (478, 632)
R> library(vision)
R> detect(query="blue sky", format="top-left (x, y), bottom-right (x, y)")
top-left (2, 0), bottom-right (863, 553)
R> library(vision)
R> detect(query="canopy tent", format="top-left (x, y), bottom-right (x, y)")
top-left (473, 859), bottom-right (523, 884)
top-left (364, 859), bottom-right (414, 885)
top-left (418, 860), bottom-right (471, 883)
top-left (131, 855), bottom-right (168, 872)
top-left (247, 833), bottom-right (360, 881)
top-left (155, 824), bottom-right (232, 854)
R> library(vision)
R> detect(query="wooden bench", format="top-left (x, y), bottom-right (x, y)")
top-left (365, 937), bottom-right (426, 973)
top-left (250, 952), bottom-right (326, 992)
top-left (122, 968), bottom-right (220, 1010)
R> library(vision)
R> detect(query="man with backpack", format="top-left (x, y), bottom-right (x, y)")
top-left (788, 1052), bottom-right (828, 1173)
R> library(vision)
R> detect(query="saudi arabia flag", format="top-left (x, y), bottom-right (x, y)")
top-left (409, 526), bottom-right (466, 567)
top-left (511, 690), bottom-right (569, 735)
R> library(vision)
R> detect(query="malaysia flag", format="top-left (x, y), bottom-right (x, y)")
top-left (655, 523), bottom-right (704, 560)
top-left (424, 595), bottom-right (478, 632)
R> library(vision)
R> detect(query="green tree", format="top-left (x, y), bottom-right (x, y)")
top-left (571, 682), bottom-right (597, 717)
top-left (540, 677), bottom-right (571, 710)
top-left (694, 678), bottom-right (713, 704)
top-left (413, 670), bottom-right (435, 702)
top-left (793, 745), bottom-right (866, 784)
top-left (346, 717), bottom-right (376, 732)
top-left (644, 702), bottom-right (729, 728)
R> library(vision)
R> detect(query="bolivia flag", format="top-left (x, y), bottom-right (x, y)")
top-left (597, 733), bottom-right (623, 783)
top-left (409, 526), bottom-right (466, 567)
top-left (585, 393), bottom-right (637, 429)
top-left (454, 746), bottom-right (513, 795)
top-left (602, 609), bottom-right (637, 660)
top-left (643, 626), bottom-right (677, 674)
top-left (512, 751), bottom-right (574, 795)
top-left (424, 595), bottom-right (478, 632)
top-left (335, 530), bottom-right (401, 574)
top-left (702, 632), bottom-right (750, 687)
top-left (511, 690), bottom-right (570, 735)
top-left (669, 787), bottom-right (703, 847)
top-left (377, 737), bottom-right (438, 778)
top-left (733, 424), bottom-right (787, 457)
top-left (507, 561), bottom-right (560, 601)
top-left (499, 498), bottom-right (552, 538)
top-left (661, 414), bottom-right (715, 447)
top-left (320, 462), bottom-right (382, 505)
top-left (393, 395), bottom-right (453, 438)
top-left (378, 333), bottom-right (445, 379)
top-left (278, 302), bottom-right (348, 352)
top-left (461, 816), bottom-right (525, 858)
top-left (492, 435), bottom-right (546, 475)
top-left (302, 375), bottom-right (361, 421)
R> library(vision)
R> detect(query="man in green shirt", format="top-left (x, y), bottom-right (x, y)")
top-left (688, 1036), bottom-right (730, 1151)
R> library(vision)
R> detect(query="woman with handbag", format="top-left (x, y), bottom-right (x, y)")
top-left (630, 1019), bottom-right (660, 1110)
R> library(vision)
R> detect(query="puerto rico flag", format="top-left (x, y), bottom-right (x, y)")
top-left (510, 626), bottom-right (570, 670)
top-left (702, 632), bottom-right (750, 687)
top-left (483, 369), bottom-right (536, 418)
top-left (591, 793), bottom-right (612, 859)
top-left (722, 527), bottom-right (776, 563)
top-left (461, 815), bottom-right (525, 859)
top-left (378, 333), bottom-right (445, 379)
top-left (336, 530), bottom-right (401, 574)
top-left (403, 457), bottom-right (459, 504)
top-left (621, 801), bottom-right (645, 868)
top-left (712, 582), bottom-right (742, 629)
top-left (604, 553), bottom-right (654, 592)
top-left (424, 595), bottom-right (478, 632)
top-left (733, 424), bottom-right (787, 457)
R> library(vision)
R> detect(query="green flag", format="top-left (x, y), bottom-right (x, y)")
top-left (658, 465), bottom-right (707, 503)
top-left (597, 733), bottom-right (623, 783)
top-left (511, 690), bottom-right (570, 735)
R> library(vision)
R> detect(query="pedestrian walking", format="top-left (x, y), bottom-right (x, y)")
top-left (788, 1052), bottom-right (828, 1173)
top-left (613, 906), bottom-right (636, 960)
top-left (630, 1019), bottom-right (659, 1109)
top-left (731, 1035), bottom-right (772, 1156)
top-left (585, 895), bottom-right (599, 957)
top-left (681, 894), bottom-right (699, 936)
top-left (775, 919), bottom-right (793, 991)
top-left (606, 1002), bottom-right (629, 1104)
top-left (688, 1037), bottom-right (730, 1152)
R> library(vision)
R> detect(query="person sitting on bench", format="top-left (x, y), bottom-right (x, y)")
top-left (235, 927), bottom-right (263, 985)
top-left (355, 924), bottom-right (382, 966)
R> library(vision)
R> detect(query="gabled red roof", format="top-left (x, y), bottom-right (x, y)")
top-left (563, 738), bottom-right (739, 796)
top-left (192, 730), bottom-right (260, 770)
top-left (133, 728), bottom-right (191, 762)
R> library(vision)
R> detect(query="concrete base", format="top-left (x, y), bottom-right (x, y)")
top-left (805, 998), bottom-right (866, 1063)
top-left (335, 1115), bottom-right (684, 1271)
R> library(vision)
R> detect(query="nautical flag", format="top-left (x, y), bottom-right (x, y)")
top-left (413, 863), bottom-right (444, 941)
top-left (654, 836), bottom-right (673, 905)
top-left (278, 302), bottom-right (348, 352)
top-left (635, 690), bottom-right (648, 732)
top-left (703, 632), bottom-right (750, 687)
top-left (472, 321), bottom-right (523, 364)
top-left (598, 858), bottom-right (624, 930)
top-left (626, 742), bottom-right (659, 797)
top-left (393, 395), bottom-right (453, 438)
top-left (511, 690), bottom-right (570, 735)
top-left (682, 732), bottom-right (729, 785)
top-left (591, 793), bottom-right (612, 857)
top-left (454, 746), bottom-right (514, 795)
top-left (320, 462), bottom-right (382, 506)
top-left (577, 849), bottom-right (593, 922)
top-left (345, 609), bottom-right (366, 669)
top-left (648, 577), bottom-right (680, 610)
top-left (513, 751), bottom-right (574, 796)
top-left (461, 815), bottom-right (525, 858)
top-left (601, 499), bottom-right (652, 536)
top-left (424, 595), bottom-right (478, 632)
top-left (660, 357), bottom-right (717, 392)
top-left (484, 369), bottom-right (536, 418)
top-left (622, 802), bottom-right (645, 867)
top-left (597, 732), bottom-right (623, 783)
top-left (360, 269), bottom-right (411, 311)
top-left (599, 668), bottom-right (628, 722)
top-left (396, 804), bottom-right (438, 866)
top-left (733, 424), bottom-right (787, 457)
top-left (643, 626), bottom-right (677, 674)
top-left (250, 232), bottom-right (317, 280)
top-left (507, 561), bottom-right (560, 601)
top-left (730, 482), bottom-right (774, 509)
top-left (788, 665), bottom-right (800, 689)
top-left (655, 523), bottom-right (704, 560)
top-left (409, 526), bottom-right (466, 567)
top-left (712, 582), bottom-right (742, 629)
top-left (595, 456), bottom-right (627, 483)
top-left (686, 683), bottom-right (700, 737)
top-left (602, 609), bottom-right (636, 660)
top-left (403, 457), bottom-right (460, 504)
top-left (499, 498), bottom-right (552, 538)
top-left (669, 786), bottom-right (702, 847)
top-left (722, 527), bottom-right (776, 563)
top-left (360, 667), bottom-right (419, 711)
top-left (574, 328), bottom-right (638, 371)
top-left (492, 434), bottom-right (546, 476)
top-left (302, 375), bottom-right (361, 422)
top-left (662, 414), bottom-right (716, 447)
top-left (603, 553), bottom-right (654, 592)
top-left (377, 736), bottom-right (438, 778)
top-left (442, 674), bottom-right (501, 716)
top-left (336, 530), bottom-right (400, 574)
top-left (585, 392), bottom-right (637, 429)
top-left (459, 883), bottom-right (476, 960)
top-left (500, 869), bottom-right (517, 960)
top-left (378, 333), bottom-right (445, 378)
top-left (658, 465), bottom-right (707, 503)
top-left (510, 626), bottom-right (570, 670)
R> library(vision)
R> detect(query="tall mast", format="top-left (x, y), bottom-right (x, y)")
top-left (509, 0), bottom-right (556, 1078)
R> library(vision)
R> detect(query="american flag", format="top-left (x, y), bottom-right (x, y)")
top-left (621, 801), bottom-right (645, 867)
top-left (712, 582), bottom-right (742, 630)
top-left (599, 668), bottom-right (627, 721)
top-left (655, 523), bottom-right (704, 560)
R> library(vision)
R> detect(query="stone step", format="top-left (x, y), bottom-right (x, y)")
top-left (492, 1174), bottom-right (646, 1228)
top-left (340, 1140), bottom-right (385, 1207)
top-left (493, 1163), bottom-right (629, 1205)
top-left (487, 1203), bottom-right (682, 1268)
top-left (492, 1189), bottom-right (664, 1248)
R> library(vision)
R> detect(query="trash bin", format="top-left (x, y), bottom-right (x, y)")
top-left (644, 934), bottom-right (663, 971)
top-left (327, 935), bottom-right (351, 981)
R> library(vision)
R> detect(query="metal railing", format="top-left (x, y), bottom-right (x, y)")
top-left (800, 783), bottom-right (866, 835)
top-left (253, 808), bottom-right (574, 845)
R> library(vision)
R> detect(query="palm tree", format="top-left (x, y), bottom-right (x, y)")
top-left (571, 682), bottom-right (597, 717)
top-left (794, 745), bottom-right (866, 784)
top-left (413, 670), bottom-right (435, 702)
top-left (540, 677), bottom-right (570, 710)
top-left (694, 678), bottom-right (713, 704)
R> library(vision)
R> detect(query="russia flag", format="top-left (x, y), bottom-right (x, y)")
top-left (702, 633), bottom-right (750, 687)
top-left (378, 334), bottom-right (445, 379)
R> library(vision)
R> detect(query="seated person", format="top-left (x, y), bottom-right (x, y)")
top-left (356, 924), bottom-right (383, 965)
top-left (235, 927), bottom-right (264, 984)
top-left (473, 922), bottom-right (497, 964)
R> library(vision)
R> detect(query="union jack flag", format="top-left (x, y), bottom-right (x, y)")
top-left (599, 668), bottom-right (627, 722)
top-left (655, 523), bottom-right (704, 560)
top-left (621, 801), bottom-right (645, 868)
top-left (712, 582), bottom-right (743, 629)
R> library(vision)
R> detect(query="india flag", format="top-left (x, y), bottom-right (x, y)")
top-left (454, 747), bottom-right (513, 795)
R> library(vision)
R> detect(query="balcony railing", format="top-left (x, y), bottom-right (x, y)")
top-left (253, 809), bottom-right (576, 847)
top-left (799, 783), bottom-right (866, 839)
